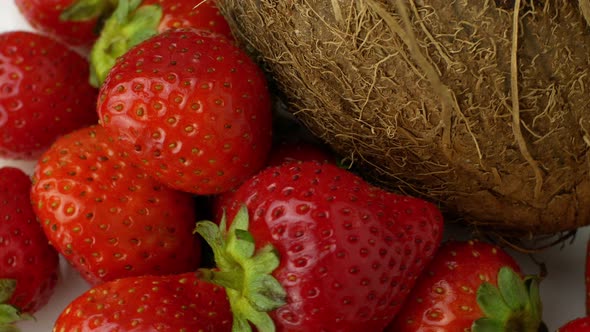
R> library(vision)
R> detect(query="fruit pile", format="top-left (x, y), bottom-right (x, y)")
top-left (0, 1), bottom-right (589, 331)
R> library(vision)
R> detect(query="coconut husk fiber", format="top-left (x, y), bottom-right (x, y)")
top-left (216, 0), bottom-right (590, 237)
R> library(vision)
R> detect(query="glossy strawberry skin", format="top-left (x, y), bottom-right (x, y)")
top-left (387, 240), bottom-right (522, 331)
top-left (217, 161), bottom-right (444, 331)
top-left (144, 0), bottom-right (232, 38)
top-left (212, 140), bottom-right (334, 222)
top-left (0, 167), bottom-right (59, 313)
top-left (559, 317), bottom-right (590, 332)
top-left (53, 272), bottom-right (233, 331)
top-left (14, 0), bottom-right (99, 48)
top-left (30, 125), bottom-right (201, 286)
top-left (97, 29), bottom-right (273, 195)
top-left (0, 31), bottom-right (98, 159)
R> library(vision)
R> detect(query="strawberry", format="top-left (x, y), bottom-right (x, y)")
top-left (211, 140), bottom-right (334, 223)
top-left (0, 31), bottom-right (98, 160)
top-left (14, 0), bottom-right (110, 48)
top-left (387, 240), bottom-right (544, 332)
top-left (559, 317), bottom-right (590, 331)
top-left (90, 0), bottom-right (232, 86)
top-left (97, 28), bottom-right (273, 195)
top-left (53, 272), bottom-right (233, 331)
top-left (195, 161), bottom-right (444, 331)
top-left (0, 167), bottom-right (59, 329)
top-left (30, 125), bottom-right (202, 286)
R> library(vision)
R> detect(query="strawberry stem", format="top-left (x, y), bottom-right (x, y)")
top-left (472, 267), bottom-right (544, 332)
top-left (196, 269), bottom-right (244, 291)
top-left (194, 206), bottom-right (287, 332)
top-left (89, 0), bottom-right (162, 86)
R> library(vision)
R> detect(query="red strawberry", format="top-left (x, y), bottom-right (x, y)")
top-left (559, 317), bottom-right (590, 331)
top-left (14, 0), bottom-right (109, 48)
top-left (53, 272), bottom-right (233, 331)
top-left (30, 125), bottom-right (201, 286)
top-left (90, 0), bottom-right (232, 86)
top-left (211, 140), bottom-right (334, 225)
top-left (97, 29), bottom-right (273, 195)
top-left (196, 161), bottom-right (444, 331)
top-left (0, 31), bottom-right (98, 160)
top-left (0, 167), bottom-right (59, 329)
top-left (387, 240), bottom-right (544, 332)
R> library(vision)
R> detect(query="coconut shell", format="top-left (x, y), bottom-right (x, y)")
top-left (216, 0), bottom-right (590, 236)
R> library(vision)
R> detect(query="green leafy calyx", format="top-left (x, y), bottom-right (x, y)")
top-left (60, 0), bottom-right (117, 22)
top-left (0, 279), bottom-right (32, 332)
top-left (89, 0), bottom-right (162, 87)
top-left (194, 206), bottom-right (287, 332)
top-left (472, 267), bottom-right (544, 332)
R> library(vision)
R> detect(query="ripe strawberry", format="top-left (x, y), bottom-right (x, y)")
top-left (211, 140), bottom-right (334, 223)
top-left (0, 31), bottom-right (98, 160)
top-left (196, 161), bottom-right (444, 331)
top-left (97, 29), bottom-right (273, 195)
top-left (90, 0), bottom-right (232, 86)
top-left (30, 125), bottom-right (201, 286)
top-left (559, 317), bottom-right (590, 331)
top-left (0, 167), bottom-right (59, 329)
top-left (387, 240), bottom-right (544, 332)
top-left (53, 272), bottom-right (233, 331)
top-left (14, 0), bottom-right (109, 48)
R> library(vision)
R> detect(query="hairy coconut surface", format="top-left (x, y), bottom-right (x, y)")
top-left (216, 0), bottom-right (590, 236)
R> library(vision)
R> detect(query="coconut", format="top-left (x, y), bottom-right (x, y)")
top-left (215, 0), bottom-right (590, 237)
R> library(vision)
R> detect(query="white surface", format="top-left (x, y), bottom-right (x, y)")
top-left (0, 3), bottom-right (588, 330)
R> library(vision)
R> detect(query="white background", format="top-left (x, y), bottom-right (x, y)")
top-left (0, 2), bottom-right (588, 330)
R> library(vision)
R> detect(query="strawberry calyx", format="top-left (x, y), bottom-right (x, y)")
top-left (194, 206), bottom-right (287, 332)
top-left (60, 0), bottom-right (117, 22)
top-left (473, 267), bottom-right (545, 332)
top-left (89, 0), bottom-right (162, 86)
top-left (0, 279), bottom-right (32, 332)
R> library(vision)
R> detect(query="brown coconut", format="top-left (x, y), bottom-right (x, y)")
top-left (216, 0), bottom-right (590, 237)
